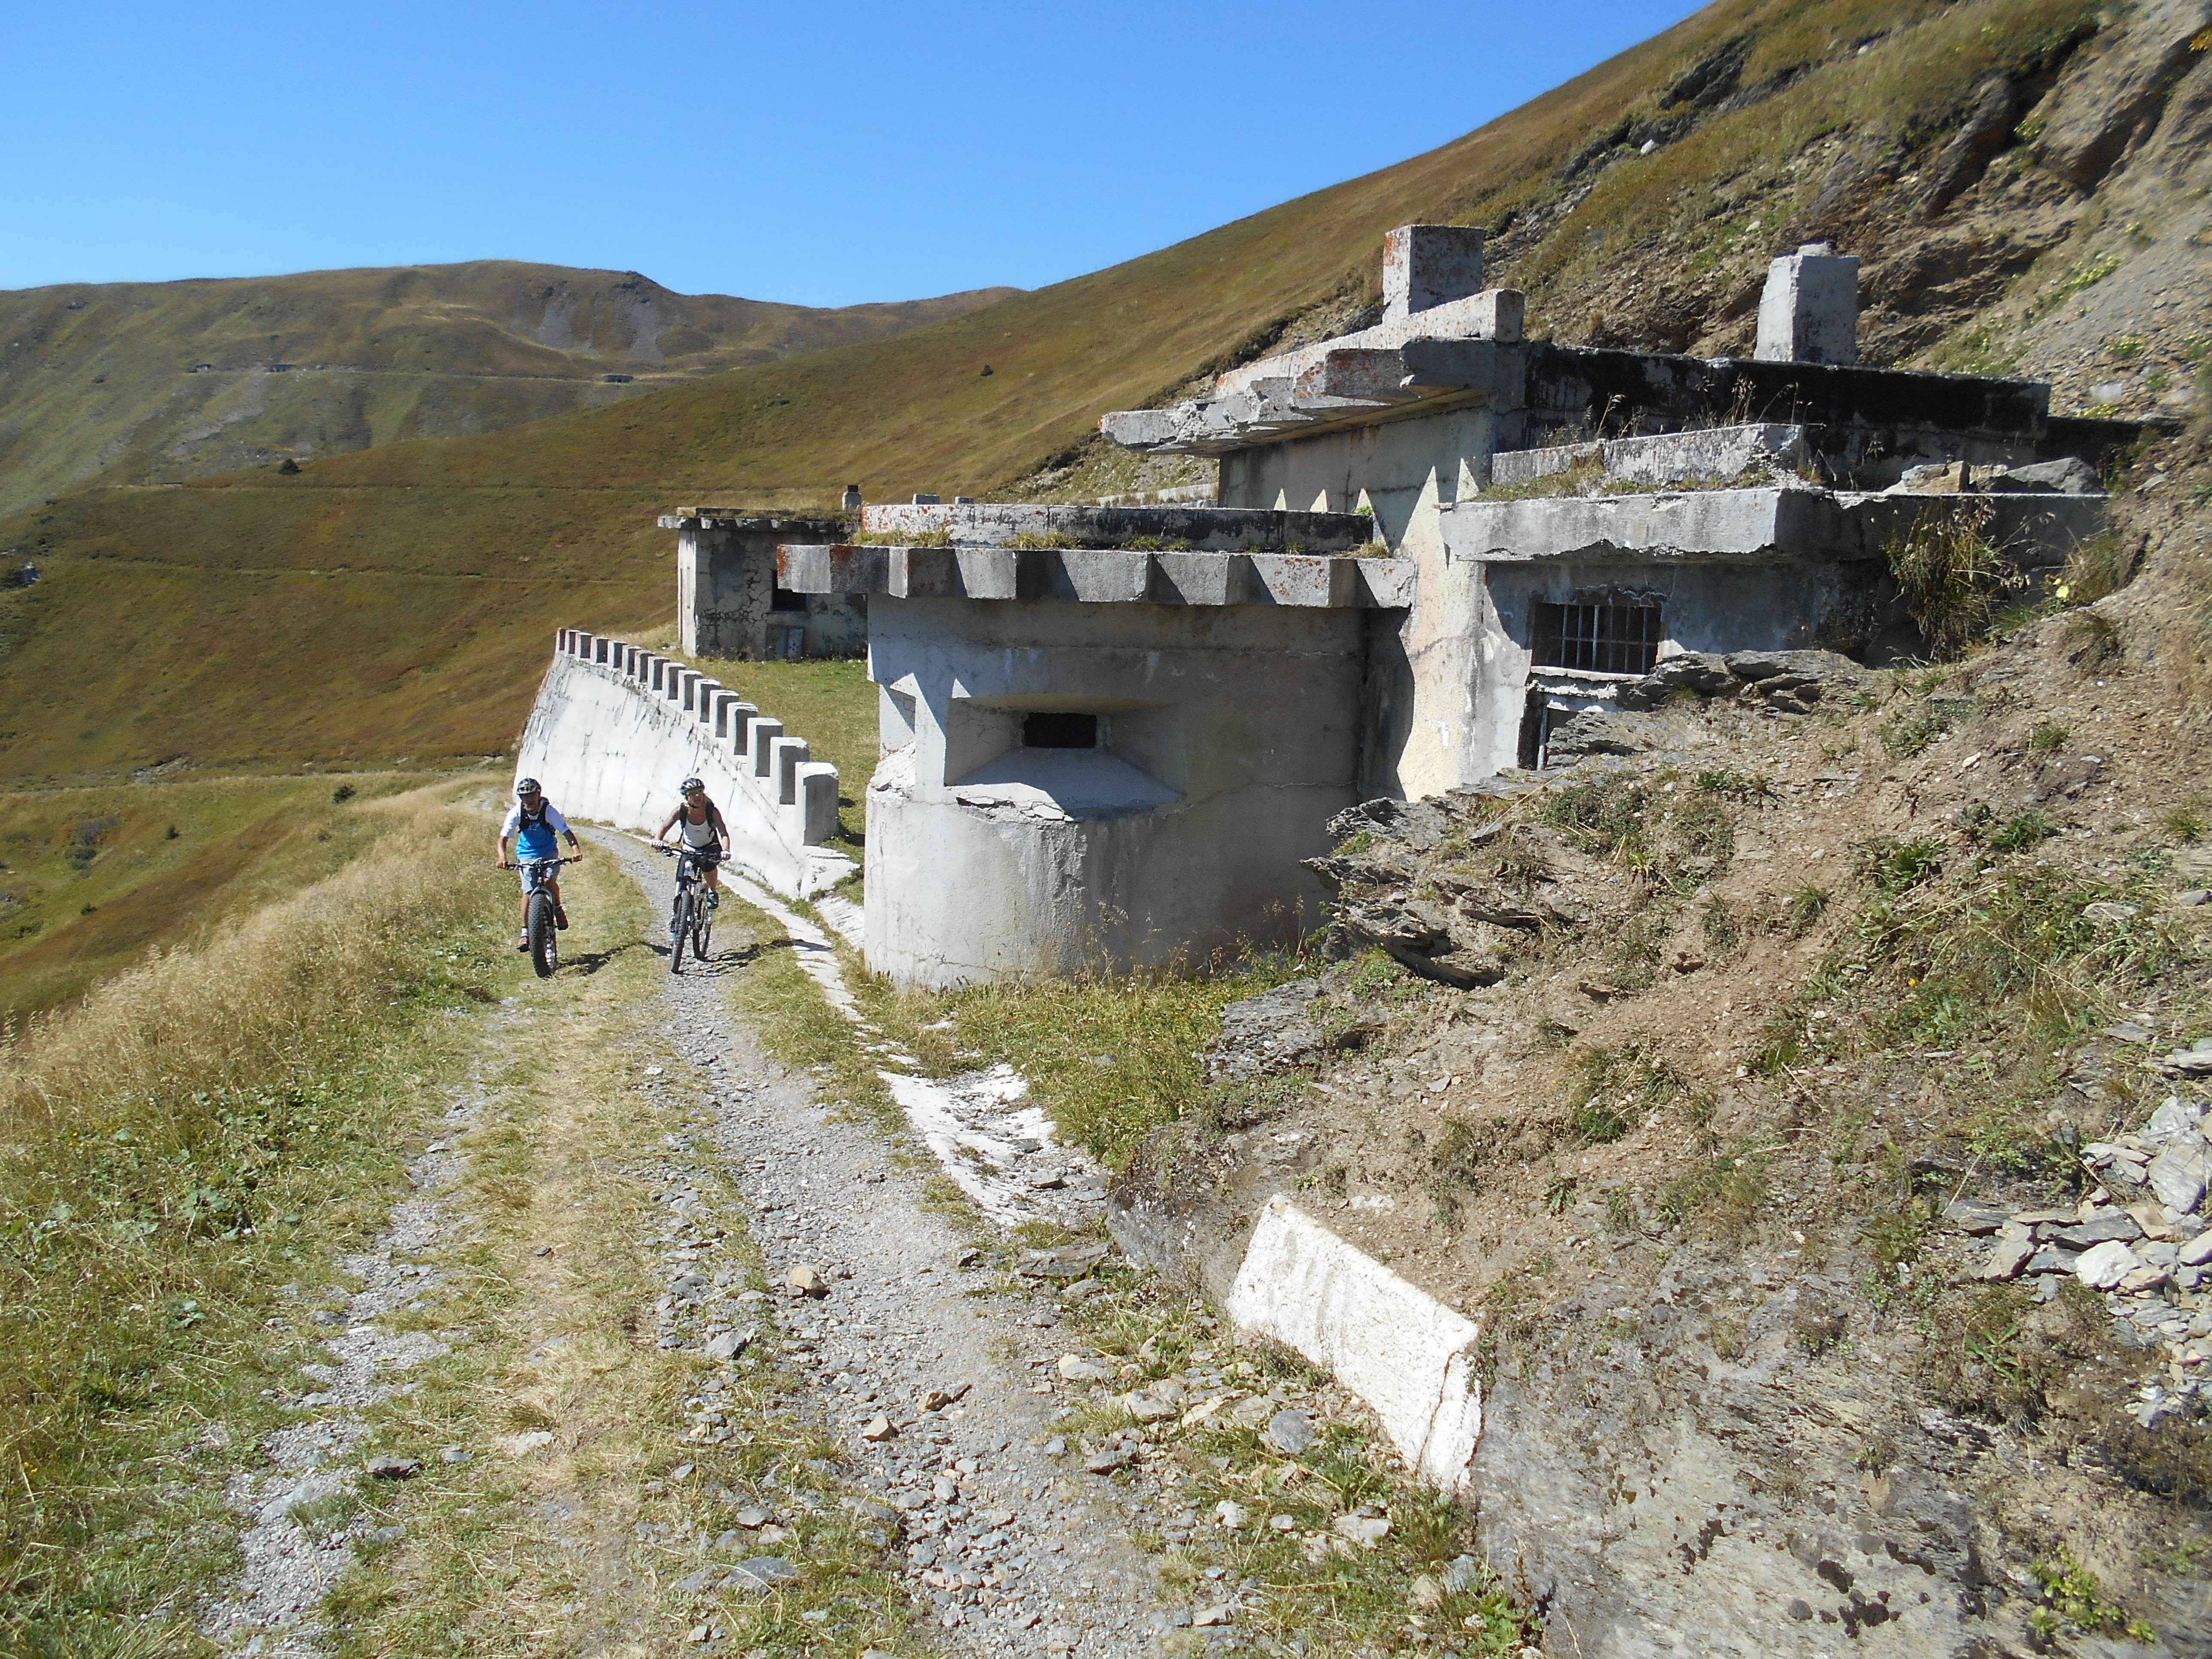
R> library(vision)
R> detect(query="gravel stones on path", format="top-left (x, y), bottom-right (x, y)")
top-left (609, 834), bottom-right (1166, 1657)
top-left (199, 1025), bottom-right (501, 1656)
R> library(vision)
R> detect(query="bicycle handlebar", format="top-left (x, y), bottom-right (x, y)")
top-left (501, 856), bottom-right (580, 870)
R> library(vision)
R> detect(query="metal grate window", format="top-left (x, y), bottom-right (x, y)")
top-left (1532, 602), bottom-right (1662, 675)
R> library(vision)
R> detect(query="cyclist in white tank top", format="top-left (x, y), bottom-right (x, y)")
top-left (655, 778), bottom-right (730, 909)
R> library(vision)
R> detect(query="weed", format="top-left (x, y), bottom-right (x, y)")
top-left (1701, 897), bottom-right (1741, 951)
top-left (1543, 1173), bottom-right (1577, 1214)
top-left (1564, 1042), bottom-right (1686, 1145)
top-left (331, 782), bottom-right (356, 804)
top-left (1887, 504), bottom-right (2016, 659)
top-left (1539, 776), bottom-right (1651, 860)
top-left (1432, 1114), bottom-right (1491, 1191)
top-left (1006, 530), bottom-right (1082, 550)
top-left (2163, 797), bottom-right (2209, 844)
top-left (2067, 609), bottom-right (2124, 664)
top-left (2029, 1553), bottom-right (2156, 1642)
top-left (1695, 768), bottom-right (1776, 802)
top-left (1782, 885), bottom-right (1829, 937)
top-left (2054, 532), bottom-right (2137, 608)
top-left (2029, 719), bottom-right (2070, 754)
top-left (1988, 810), bottom-right (2060, 853)
top-left (1855, 836), bottom-right (1944, 895)
top-left (1881, 700), bottom-right (1960, 758)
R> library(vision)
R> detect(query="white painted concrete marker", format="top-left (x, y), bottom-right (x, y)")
top-left (1227, 1195), bottom-right (1484, 1492)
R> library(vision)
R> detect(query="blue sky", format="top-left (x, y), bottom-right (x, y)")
top-left (3, 1), bottom-right (1710, 306)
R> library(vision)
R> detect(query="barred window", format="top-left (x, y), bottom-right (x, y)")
top-left (1532, 602), bottom-right (1662, 675)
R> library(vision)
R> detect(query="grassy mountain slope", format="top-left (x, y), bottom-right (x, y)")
top-left (1, 0), bottom-right (2190, 789)
top-left (0, 261), bottom-right (1018, 515)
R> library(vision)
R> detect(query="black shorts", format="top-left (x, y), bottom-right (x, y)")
top-left (678, 842), bottom-right (722, 867)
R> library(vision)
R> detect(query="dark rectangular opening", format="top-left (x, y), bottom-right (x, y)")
top-left (769, 586), bottom-right (808, 613)
top-left (1532, 601), bottom-right (1662, 675)
top-left (1022, 712), bottom-right (1098, 749)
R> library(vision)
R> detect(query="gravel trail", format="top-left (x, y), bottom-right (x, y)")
top-left (608, 831), bottom-right (1169, 1656)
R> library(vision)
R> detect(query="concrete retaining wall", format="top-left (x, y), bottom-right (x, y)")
top-left (515, 631), bottom-right (852, 899)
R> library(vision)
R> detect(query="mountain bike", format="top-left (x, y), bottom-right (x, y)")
top-left (658, 845), bottom-right (717, 974)
top-left (505, 856), bottom-right (578, 979)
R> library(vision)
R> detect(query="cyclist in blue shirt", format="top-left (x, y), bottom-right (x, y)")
top-left (497, 777), bottom-right (583, 952)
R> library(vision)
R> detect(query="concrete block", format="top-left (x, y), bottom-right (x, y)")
top-left (1754, 243), bottom-right (1860, 366)
top-left (748, 719), bottom-right (783, 778)
top-left (1490, 423), bottom-right (1808, 490)
top-left (692, 678), bottom-right (722, 723)
top-left (1357, 559), bottom-right (1418, 608)
top-left (796, 761), bottom-right (839, 844)
top-left (772, 737), bottom-right (809, 805)
top-left (708, 690), bottom-right (740, 738)
top-left (1226, 1196), bottom-right (1483, 1492)
top-left (727, 701), bottom-right (757, 756)
top-left (1249, 553), bottom-right (1358, 607)
top-left (1383, 224), bottom-right (1486, 321)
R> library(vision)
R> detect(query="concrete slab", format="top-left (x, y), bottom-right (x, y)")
top-left (1445, 485), bottom-right (2106, 566)
top-left (1225, 1196), bottom-right (1484, 1492)
top-left (1489, 423), bottom-right (1808, 490)
top-left (778, 543), bottom-right (1414, 610)
top-left (855, 501), bottom-right (1372, 553)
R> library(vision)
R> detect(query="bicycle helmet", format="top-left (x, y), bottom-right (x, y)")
top-left (515, 777), bottom-right (541, 797)
top-left (680, 777), bottom-right (705, 795)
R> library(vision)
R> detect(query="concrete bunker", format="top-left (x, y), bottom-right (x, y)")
top-left (1103, 223), bottom-right (2139, 801)
top-left (589, 223), bottom-right (2145, 988)
top-left (778, 508), bottom-right (1413, 988)
top-left (665, 509), bottom-right (866, 660)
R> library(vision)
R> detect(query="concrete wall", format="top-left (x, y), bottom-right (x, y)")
top-left (862, 597), bottom-right (1370, 987)
top-left (677, 524), bottom-right (866, 661)
top-left (1473, 560), bottom-right (1858, 775)
top-left (1215, 401), bottom-right (1517, 545)
top-left (515, 631), bottom-right (852, 899)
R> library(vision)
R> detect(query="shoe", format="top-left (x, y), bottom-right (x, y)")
top-left (516, 934), bottom-right (530, 953)
top-left (555, 908), bottom-right (570, 930)
top-left (707, 890), bottom-right (720, 910)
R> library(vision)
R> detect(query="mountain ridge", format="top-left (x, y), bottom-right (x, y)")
top-left (0, 261), bottom-right (1019, 515)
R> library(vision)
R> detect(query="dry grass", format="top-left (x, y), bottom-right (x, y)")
top-left (0, 781), bottom-right (506, 1653)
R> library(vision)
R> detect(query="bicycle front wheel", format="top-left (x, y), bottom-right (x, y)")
top-left (528, 890), bottom-right (558, 978)
top-left (670, 890), bottom-right (691, 975)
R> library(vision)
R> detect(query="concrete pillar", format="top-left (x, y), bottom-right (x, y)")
top-left (728, 702), bottom-right (759, 758)
top-left (677, 670), bottom-right (701, 712)
top-left (557, 629), bottom-right (571, 655)
top-left (693, 679), bottom-right (722, 723)
top-left (1383, 224), bottom-right (1485, 322)
top-left (594, 637), bottom-right (611, 665)
top-left (842, 484), bottom-right (862, 511)
top-left (911, 493), bottom-right (941, 505)
top-left (1755, 243), bottom-right (1859, 366)
top-left (796, 762), bottom-right (839, 845)
top-left (708, 689), bottom-right (740, 737)
top-left (748, 718), bottom-right (784, 779)
top-left (772, 737), bottom-right (810, 805)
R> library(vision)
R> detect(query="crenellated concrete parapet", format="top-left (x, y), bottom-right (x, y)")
top-left (517, 630), bottom-right (850, 899)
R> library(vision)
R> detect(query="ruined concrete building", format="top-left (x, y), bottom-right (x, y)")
top-left (645, 228), bottom-right (2130, 989)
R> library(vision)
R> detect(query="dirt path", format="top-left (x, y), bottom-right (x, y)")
top-left (605, 830), bottom-right (1169, 1656)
